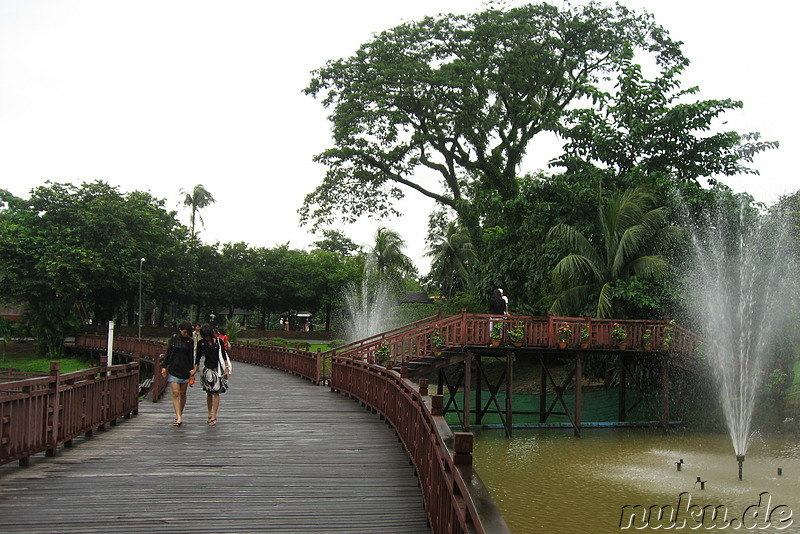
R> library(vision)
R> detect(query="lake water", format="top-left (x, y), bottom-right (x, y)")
top-left (473, 429), bottom-right (800, 533)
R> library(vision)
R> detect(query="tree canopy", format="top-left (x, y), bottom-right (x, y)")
top-left (301, 2), bottom-right (766, 242)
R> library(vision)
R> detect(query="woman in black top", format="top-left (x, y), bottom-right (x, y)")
top-left (193, 324), bottom-right (231, 426)
top-left (161, 320), bottom-right (197, 426)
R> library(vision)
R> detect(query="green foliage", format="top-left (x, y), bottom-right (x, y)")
top-left (365, 226), bottom-right (417, 294)
top-left (508, 325), bottom-right (524, 343)
top-left (302, 1), bottom-right (688, 244)
top-left (611, 323), bottom-right (627, 343)
top-left (490, 322), bottom-right (503, 340)
top-left (180, 184), bottom-right (216, 240)
top-left (261, 337), bottom-right (288, 347)
top-left (394, 303), bottom-right (438, 327)
top-left (557, 323), bottom-right (572, 343)
top-left (430, 328), bottom-right (443, 348)
top-left (375, 342), bottom-right (390, 366)
top-left (547, 187), bottom-right (677, 318)
top-left (328, 339), bottom-right (347, 349)
top-left (424, 217), bottom-right (476, 299)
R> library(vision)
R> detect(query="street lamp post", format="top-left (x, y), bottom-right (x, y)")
top-left (138, 257), bottom-right (145, 338)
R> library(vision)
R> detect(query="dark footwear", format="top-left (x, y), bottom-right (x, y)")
top-left (208, 419), bottom-right (217, 426)
top-left (173, 420), bottom-right (182, 427)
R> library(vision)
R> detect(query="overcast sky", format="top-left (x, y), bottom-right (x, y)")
top-left (1, 0), bottom-right (797, 271)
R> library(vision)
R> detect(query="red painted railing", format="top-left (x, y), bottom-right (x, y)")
top-left (0, 360), bottom-right (139, 467)
top-left (232, 343), bottom-right (322, 384)
top-left (331, 358), bottom-right (510, 533)
top-left (75, 334), bottom-right (169, 401)
top-left (331, 312), bottom-right (704, 368)
top-left (70, 335), bottom-right (508, 533)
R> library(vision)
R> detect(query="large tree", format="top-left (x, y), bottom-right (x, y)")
top-left (0, 181), bottom-right (186, 355)
top-left (301, 2), bottom-right (750, 242)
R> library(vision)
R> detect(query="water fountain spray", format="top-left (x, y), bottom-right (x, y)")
top-left (338, 278), bottom-right (396, 342)
top-left (685, 197), bottom-right (794, 480)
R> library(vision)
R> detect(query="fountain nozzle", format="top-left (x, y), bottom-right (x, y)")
top-left (737, 454), bottom-right (745, 481)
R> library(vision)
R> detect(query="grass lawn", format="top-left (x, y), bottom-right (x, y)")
top-left (0, 342), bottom-right (90, 374)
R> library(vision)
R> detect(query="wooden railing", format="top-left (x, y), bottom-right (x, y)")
top-left (0, 360), bottom-right (139, 467)
top-left (331, 358), bottom-right (510, 533)
top-left (75, 334), bottom-right (169, 401)
top-left (331, 312), bottom-right (704, 368)
top-left (69, 334), bottom-right (508, 533)
top-left (232, 343), bottom-right (322, 384)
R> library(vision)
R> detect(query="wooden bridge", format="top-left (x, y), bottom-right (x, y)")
top-left (0, 361), bottom-right (435, 533)
top-left (1, 313), bottom-right (703, 532)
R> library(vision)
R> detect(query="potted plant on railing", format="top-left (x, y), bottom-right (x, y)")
top-left (579, 325), bottom-right (590, 349)
top-left (375, 342), bottom-right (390, 366)
top-left (508, 325), bottom-right (525, 347)
top-left (662, 320), bottom-right (675, 350)
top-left (642, 328), bottom-right (653, 350)
top-left (489, 322), bottom-right (503, 347)
top-left (430, 329), bottom-right (444, 356)
top-left (557, 322), bottom-right (571, 348)
top-left (612, 323), bottom-right (627, 349)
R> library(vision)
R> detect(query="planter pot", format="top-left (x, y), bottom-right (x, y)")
top-left (644, 344), bottom-right (652, 351)
top-left (618, 343), bottom-right (627, 350)
top-left (580, 342), bottom-right (589, 349)
top-left (490, 339), bottom-right (501, 347)
top-left (432, 350), bottom-right (441, 356)
top-left (513, 341), bottom-right (523, 347)
top-left (558, 341), bottom-right (567, 349)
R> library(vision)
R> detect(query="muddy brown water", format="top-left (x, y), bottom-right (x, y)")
top-left (473, 428), bottom-right (800, 533)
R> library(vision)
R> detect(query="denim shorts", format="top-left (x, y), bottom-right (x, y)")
top-left (167, 374), bottom-right (189, 384)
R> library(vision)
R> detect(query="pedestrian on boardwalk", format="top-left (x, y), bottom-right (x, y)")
top-left (215, 326), bottom-right (232, 375)
top-left (192, 322), bottom-right (201, 351)
top-left (161, 320), bottom-right (197, 426)
top-left (194, 324), bottom-right (231, 426)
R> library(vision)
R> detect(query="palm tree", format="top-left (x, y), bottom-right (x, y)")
top-left (180, 184), bottom-right (216, 239)
top-left (547, 187), bottom-right (676, 318)
top-left (425, 221), bottom-right (475, 298)
top-left (365, 227), bottom-right (416, 288)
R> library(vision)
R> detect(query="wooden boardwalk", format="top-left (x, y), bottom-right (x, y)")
top-left (0, 363), bottom-right (430, 533)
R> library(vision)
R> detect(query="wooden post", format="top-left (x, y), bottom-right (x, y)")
top-left (45, 362), bottom-right (60, 457)
top-left (315, 348), bottom-right (322, 385)
top-left (419, 378), bottom-right (429, 397)
top-left (431, 395), bottom-right (444, 416)
top-left (661, 354), bottom-right (670, 433)
top-left (539, 360), bottom-right (548, 423)
top-left (547, 312), bottom-right (555, 347)
top-left (475, 353), bottom-right (483, 425)
top-left (618, 356), bottom-right (627, 422)
top-left (505, 351), bottom-right (513, 438)
top-left (574, 353), bottom-right (582, 437)
top-left (98, 352), bottom-right (108, 431)
top-left (462, 351), bottom-right (471, 431)
top-left (453, 432), bottom-right (473, 466)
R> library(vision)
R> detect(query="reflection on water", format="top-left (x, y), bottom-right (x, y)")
top-left (473, 429), bottom-right (800, 534)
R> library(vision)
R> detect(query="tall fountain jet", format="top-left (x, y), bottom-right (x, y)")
top-left (686, 197), bottom-right (795, 480)
top-left (339, 279), bottom-right (396, 342)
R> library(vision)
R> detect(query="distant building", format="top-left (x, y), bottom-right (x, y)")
top-left (0, 302), bottom-right (25, 321)
top-left (398, 291), bottom-right (434, 305)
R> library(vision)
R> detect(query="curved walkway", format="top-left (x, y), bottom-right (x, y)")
top-left (0, 363), bottom-right (430, 533)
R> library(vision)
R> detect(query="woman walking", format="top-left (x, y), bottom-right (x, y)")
top-left (194, 324), bottom-right (231, 426)
top-left (161, 320), bottom-right (197, 426)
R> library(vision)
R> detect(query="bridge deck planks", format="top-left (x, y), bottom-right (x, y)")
top-left (0, 363), bottom-right (430, 533)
